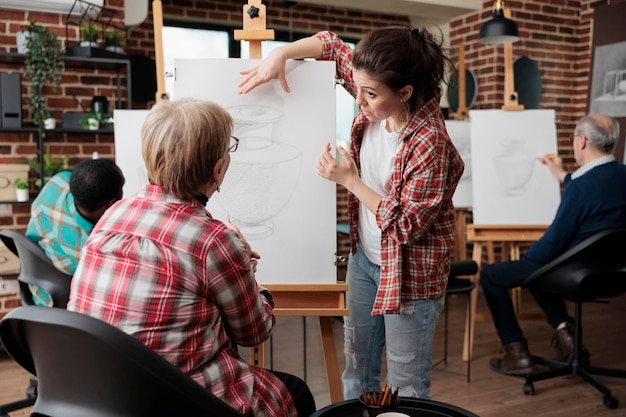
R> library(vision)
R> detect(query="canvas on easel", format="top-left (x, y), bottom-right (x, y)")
top-left (446, 120), bottom-right (472, 208)
top-left (177, 58), bottom-right (337, 285)
top-left (469, 109), bottom-right (560, 225)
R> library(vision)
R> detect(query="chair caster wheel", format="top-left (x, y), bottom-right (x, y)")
top-left (603, 394), bottom-right (618, 409)
top-left (523, 383), bottom-right (534, 396)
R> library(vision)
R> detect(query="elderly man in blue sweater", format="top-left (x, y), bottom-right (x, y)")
top-left (482, 114), bottom-right (626, 375)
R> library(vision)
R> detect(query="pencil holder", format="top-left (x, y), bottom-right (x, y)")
top-left (358, 391), bottom-right (398, 417)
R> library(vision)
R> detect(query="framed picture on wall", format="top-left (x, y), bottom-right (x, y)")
top-left (588, 2), bottom-right (626, 161)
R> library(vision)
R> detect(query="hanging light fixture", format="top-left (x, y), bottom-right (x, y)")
top-left (478, 0), bottom-right (520, 45)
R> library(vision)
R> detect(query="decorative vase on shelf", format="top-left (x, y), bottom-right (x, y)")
top-left (105, 45), bottom-right (124, 54)
top-left (15, 188), bottom-right (29, 202)
top-left (80, 40), bottom-right (98, 48)
top-left (86, 118), bottom-right (99, 130)
top-left (44, 117), bottom-right (56, 129)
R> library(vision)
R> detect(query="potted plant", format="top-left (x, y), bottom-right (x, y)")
top-left (28, 150), bottom-right (68, 187)
top-left (80, 22), bottom-right (99, 47)
top-left (13, 178), bottom-right (29, 202)
top-left (80, 110), bottom-right (103, 130)
top-left (103, 28), bottom-right (123, 54)
top-left (22, 21), bottom-right (64, 134)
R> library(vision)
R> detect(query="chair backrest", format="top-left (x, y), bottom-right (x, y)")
top-left (521, 228), bottom-right (626, 302)
top-left (0, 306), bottom-right (245, 417)
top-left (0, 229), bottom-right (72, 307)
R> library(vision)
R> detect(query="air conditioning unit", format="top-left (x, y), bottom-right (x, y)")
top-left (0, 0), bottom-right (103, 14)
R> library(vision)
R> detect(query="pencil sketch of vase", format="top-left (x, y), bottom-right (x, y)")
top-left (218, 105), bottom-right (302, 240)
top-left (493, 139), bottom-right (535, 195)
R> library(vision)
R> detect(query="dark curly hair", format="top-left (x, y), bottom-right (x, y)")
top-left (70, 158), bottom-right (125, 212)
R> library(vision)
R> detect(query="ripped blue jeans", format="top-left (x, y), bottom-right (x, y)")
top-left (342, 245), bottom-right (444, 400)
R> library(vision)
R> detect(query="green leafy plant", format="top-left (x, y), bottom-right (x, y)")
top-left (28, 150), bottom-right (68, 180)
top-left (80, 22), bottom-right (99, 43)
top-left (80, 110), bottom-right (102, 129)
top-left (12, 178), bottom-right (29, 190)
top-left (23, 21), bottom-right (64, 133)
top-left (103, 28), bottom-right (120, 47)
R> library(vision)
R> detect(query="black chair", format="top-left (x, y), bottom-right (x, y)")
top-left (520, 227), bottom-right (626, 409)
top-left (310, 397), bottom-right (479, 417)
top-left (0, 305), bottom-right (246, 417)
top-left (0, 229), bottom-right (72, 417)
top-left (434, 260), bottom-right (478, 382)
top-left (0, 229), bottom-right (72, 308)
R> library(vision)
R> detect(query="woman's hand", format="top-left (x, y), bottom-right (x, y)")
top-left (238, 49), bottom-right (290, 94)
top-left (226, 221), bottom-right (261, 272)
top-left (316, 142), bottom-right (358, 189)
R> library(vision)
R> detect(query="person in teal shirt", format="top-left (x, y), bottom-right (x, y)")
top-left (25, 158), bottom-right (125, 306)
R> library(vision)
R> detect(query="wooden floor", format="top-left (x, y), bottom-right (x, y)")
top-left (0, 289), bottom-right (625, 416)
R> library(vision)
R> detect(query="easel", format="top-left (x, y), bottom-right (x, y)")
top-left (454, 41), bottom-right (469, 121)
top-left (151, 0), bottom-right (169, 102)
top-left (261, 284), bottom-right (349, 403)
top-left (462, 224), bottom-right (548, 361)
top-left (501, 9), bottom-right (524, 111)
top-left (149, 0), bottom-right (348, 403)
top-left (232, 1), bottom-right (349, 404)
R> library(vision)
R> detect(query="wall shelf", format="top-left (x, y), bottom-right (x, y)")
top-left (0, 51), bottom-right (128, 194)
top-left (0, 52), bottom-right (132, 108)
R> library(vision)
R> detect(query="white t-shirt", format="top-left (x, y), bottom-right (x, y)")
top-left (358, 120), bottom-right (401, 265)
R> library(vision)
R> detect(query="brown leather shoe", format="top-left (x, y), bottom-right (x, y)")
top-left (489, 339), bottom-right (535, 375)
top-left (551, 323), bottom-right (590, 364)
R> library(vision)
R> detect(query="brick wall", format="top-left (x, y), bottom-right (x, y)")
top-left (449, 0), bottom-right (626, 173)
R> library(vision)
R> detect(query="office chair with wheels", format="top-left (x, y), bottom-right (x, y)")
top-left (434, 260), bottom-right (478, 382)
top-left (0, 229), bottom-right (72, 417)
top-left (520, 227), bottom-right (626, 409)
top-left (0, 305), bottom-right (246, 417)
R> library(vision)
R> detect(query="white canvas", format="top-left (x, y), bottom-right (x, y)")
top-left (469, 109), bottom-right (560, 225)
top-left (113, 109), bottom-right (150, 199)
top-left (171, 58), bottom-right (337, 285)
top-left (445, 120), bottom-right (473, 208)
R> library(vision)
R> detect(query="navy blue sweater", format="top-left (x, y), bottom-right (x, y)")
top-left (525, 160), bottom-right (626, 264)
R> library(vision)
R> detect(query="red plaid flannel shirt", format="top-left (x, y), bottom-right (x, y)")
top-left (317, 31), bottom-right (464, 315)
top-left (68, 185), bottom-right (296, 416)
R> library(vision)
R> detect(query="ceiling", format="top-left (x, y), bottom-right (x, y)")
top-left (295, 0), bottom-right (483, 26)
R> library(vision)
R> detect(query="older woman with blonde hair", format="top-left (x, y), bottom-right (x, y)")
top-left (68, 99), bottom-right (315, 417)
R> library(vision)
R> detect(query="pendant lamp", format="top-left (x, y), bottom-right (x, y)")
top-left (478, 0), bottom-right (520, 45)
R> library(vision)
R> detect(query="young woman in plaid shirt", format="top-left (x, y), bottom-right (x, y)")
top-left (240, 27), bottom-right (464, 400)
top-left (68, 99), bottom-right (315, 417)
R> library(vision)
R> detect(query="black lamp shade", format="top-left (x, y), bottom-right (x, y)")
top-left (478, 8), bottom-right (520, 44)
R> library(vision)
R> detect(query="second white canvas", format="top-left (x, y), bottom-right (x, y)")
top-left (469, 109), bottom-right (561, 225)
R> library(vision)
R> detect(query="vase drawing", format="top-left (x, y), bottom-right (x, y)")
top-left (218, 105), bottom-right (302, 240)
top-left (493, 139), bottom-right (535, 195)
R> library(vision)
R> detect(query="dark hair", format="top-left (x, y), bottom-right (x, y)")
top-left (352, 26), bottom-right (453, 115)
top-left (70, 158), bottom-right (125, 212)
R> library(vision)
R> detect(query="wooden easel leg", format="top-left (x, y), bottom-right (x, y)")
top-left (320, 316), bottom-right (343, 403)
top-left (251, 343), bottom-right (265, 367)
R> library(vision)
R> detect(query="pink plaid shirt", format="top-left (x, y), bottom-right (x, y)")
top-left (317, 31), bottom-right (464, 315)
top-left (68, 185), bottom-right (296, 417)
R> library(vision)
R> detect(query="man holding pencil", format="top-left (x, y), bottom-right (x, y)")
top-left (480, 114), bottom-right (626, 376)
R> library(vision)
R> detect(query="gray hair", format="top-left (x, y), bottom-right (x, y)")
top-left (575, 114), bottom-right (620, 153)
